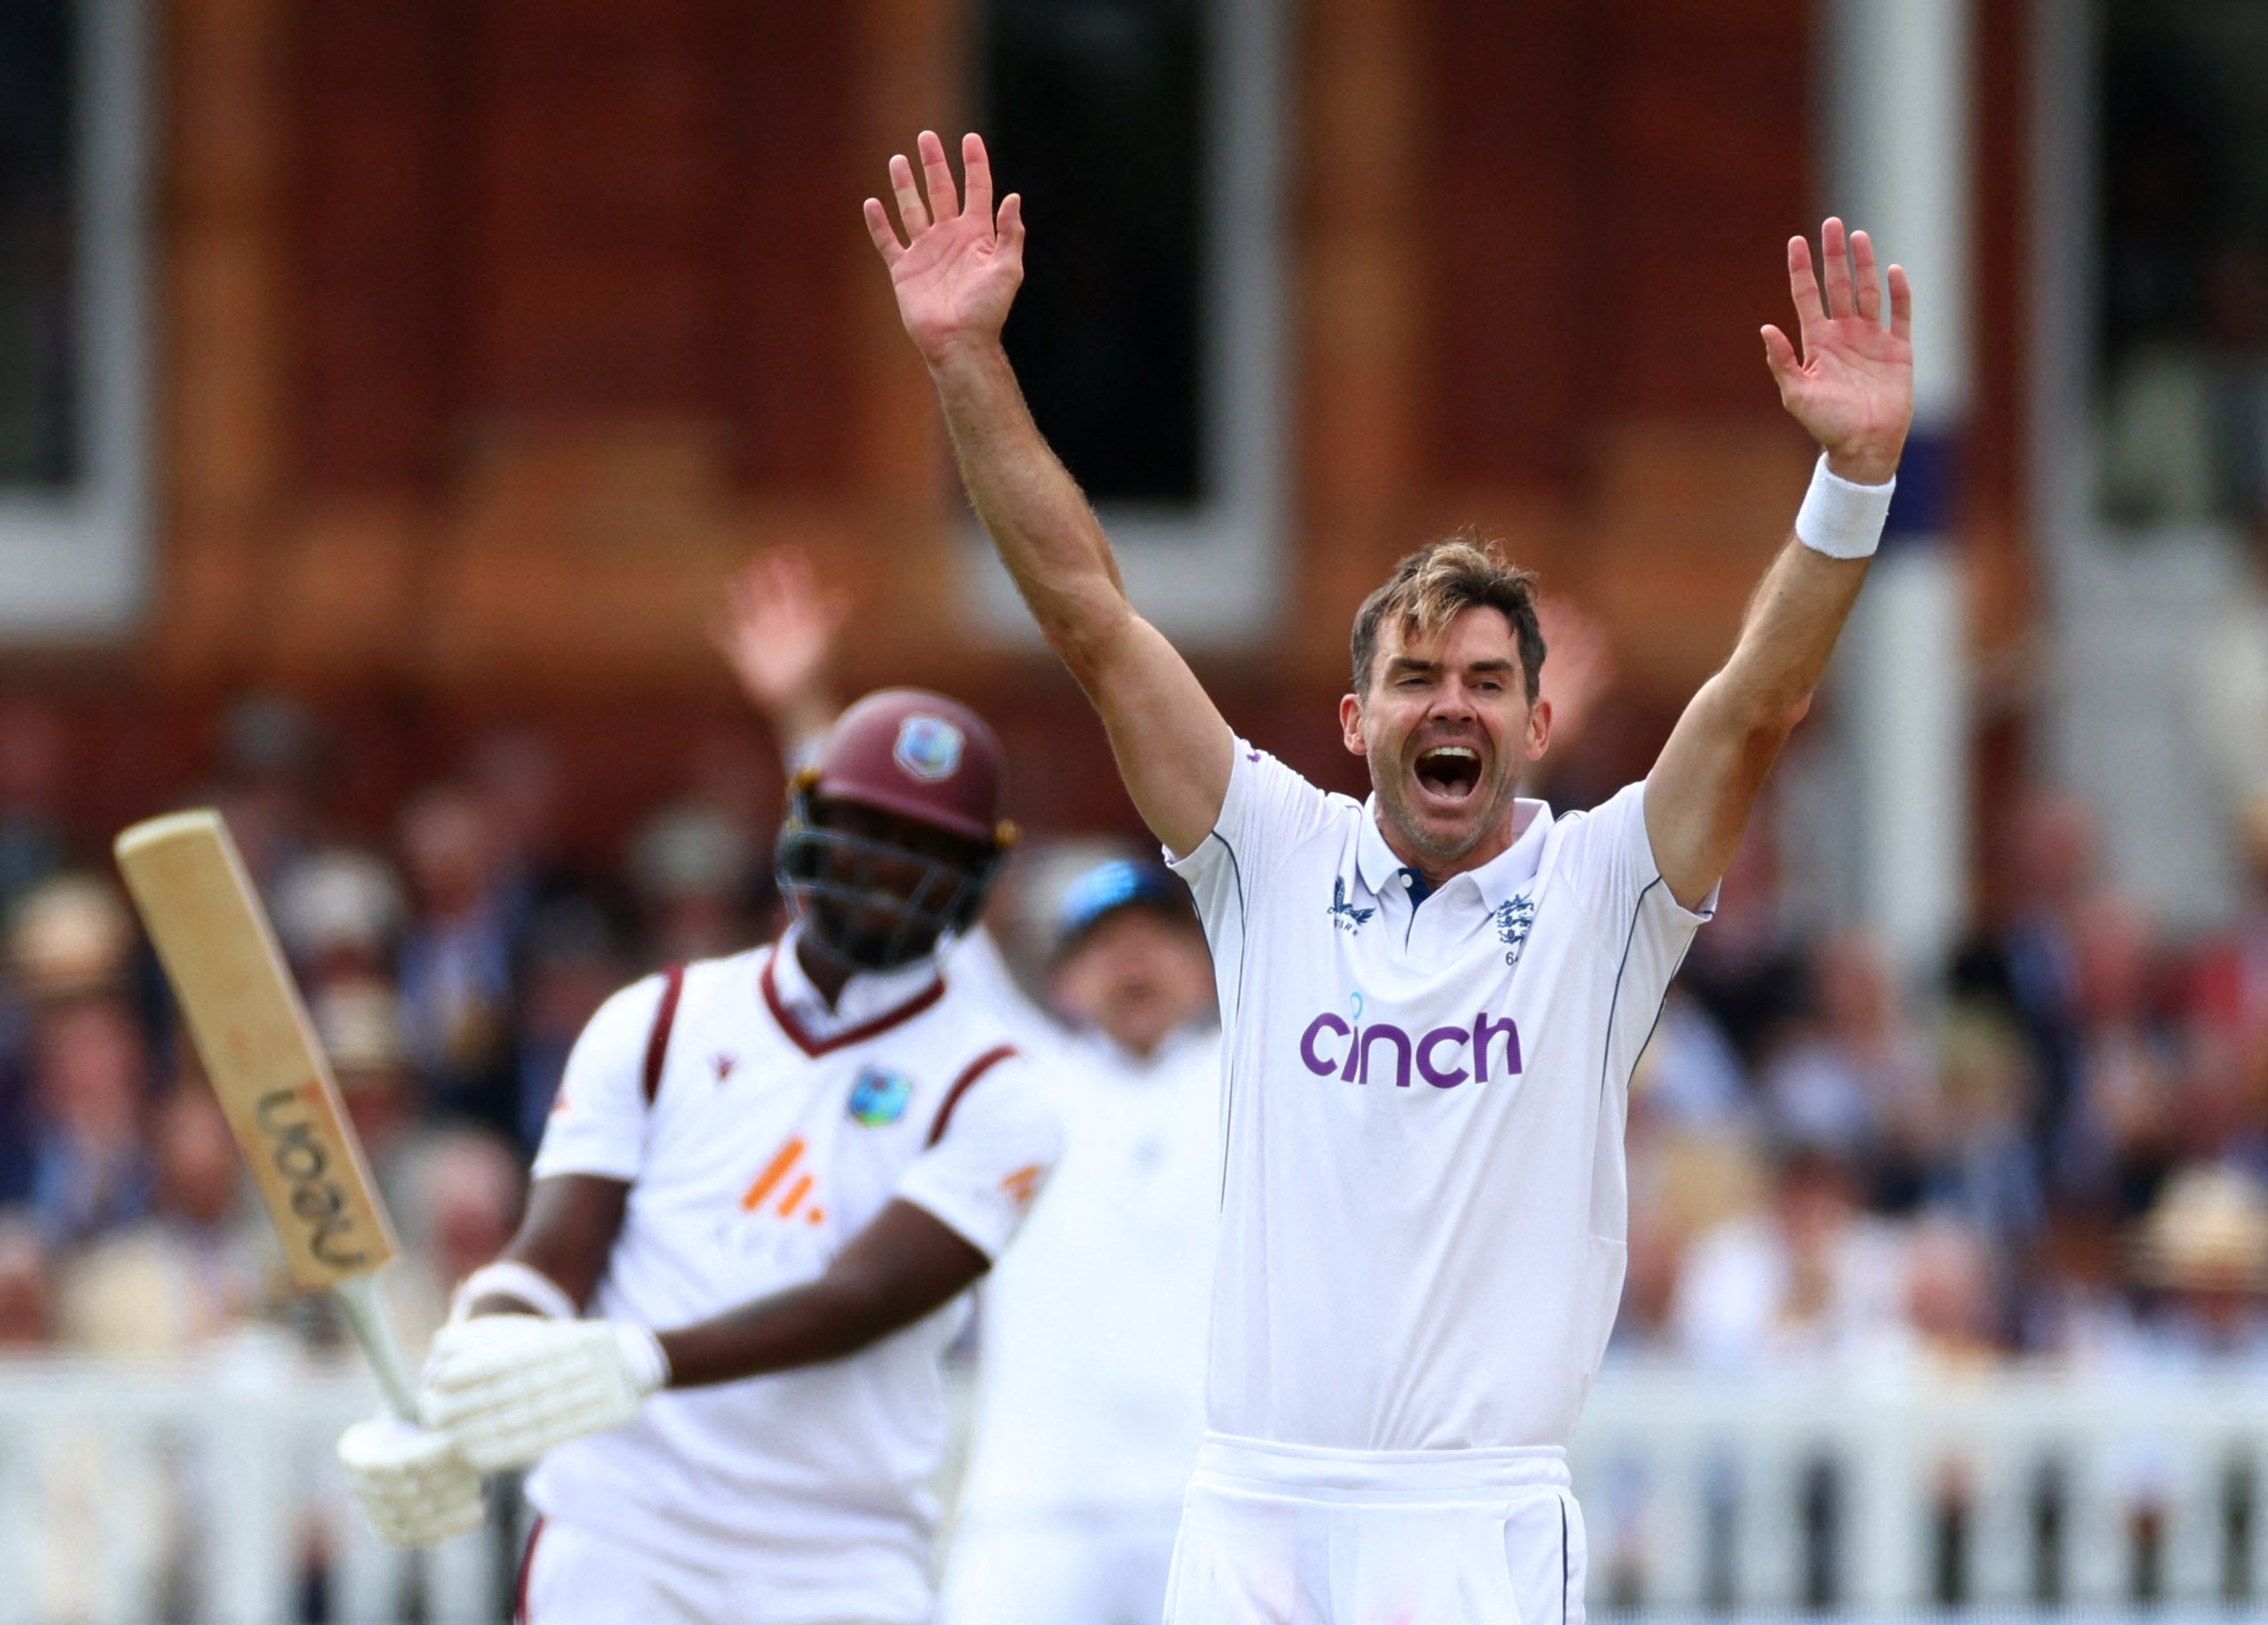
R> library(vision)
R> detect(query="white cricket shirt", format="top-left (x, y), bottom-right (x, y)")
top-left (1170, 744), bottom-right (1712, 1453)
top-left (525, 926), bottom-right (1062, 1621)
top-left (955, 1022), bottom-right (1221, 1519)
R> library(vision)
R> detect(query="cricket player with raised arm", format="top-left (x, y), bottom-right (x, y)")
top-left (865, 130), bottom-right (1913, 1622)
top-left (337, 689), bottom-right (1063, 1625)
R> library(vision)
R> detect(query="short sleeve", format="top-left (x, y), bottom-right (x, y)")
top-left (529, 974), bottom-right (668, 1184)
top-left (893, 1054), bottom-right (1064, 1262)
top-left (1167, 740), bottom-right (1344, 989)
top-left (1555, 782), bottom-right (1717, 1098)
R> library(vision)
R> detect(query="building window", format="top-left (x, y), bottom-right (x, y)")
top-left (963, 0), bottom-right (1285, 645)
top-left (0, 0), bottom-right (76, 488)
top-left (983, 0), bottom-right (1204, 505)
top-left (0, 0), bottom-right (150, 641)
top-left (2093, 2), bottom-right (2268, 540)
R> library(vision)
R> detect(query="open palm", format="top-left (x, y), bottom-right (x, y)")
top-left (710, 548), bottom-right (847, 714)
top-left (1762, 218), bottom-right (1913, 485)
top-left (865, 131), bottom-right (1025, 367)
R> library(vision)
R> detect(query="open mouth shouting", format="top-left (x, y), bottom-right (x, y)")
top-left (1412, 743), bottom-right (1485, 807)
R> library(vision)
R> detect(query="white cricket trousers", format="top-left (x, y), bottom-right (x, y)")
top-left (1163, 1434), bottom-right (1586, 1625)
top-left (515, 1518), bottom-right (914, 1625)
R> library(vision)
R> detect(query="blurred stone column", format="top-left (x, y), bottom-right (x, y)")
top-left (1820, 0), bottom-right (1974, 992)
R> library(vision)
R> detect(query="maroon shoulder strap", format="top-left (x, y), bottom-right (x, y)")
top-left (925, 1043), bottom-right (1018, 1148)
top-left (642, 964), bottom-right (687, 1106)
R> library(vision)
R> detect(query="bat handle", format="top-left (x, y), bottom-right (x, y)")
top-left (332, 1271), bottom-right (422, 1423)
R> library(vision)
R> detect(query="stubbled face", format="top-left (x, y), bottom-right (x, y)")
top-left (1341, 605), bottom-right (1548, 875)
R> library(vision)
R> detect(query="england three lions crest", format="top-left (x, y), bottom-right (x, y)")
top-left (1494, 891), bottom-right (1536, 965)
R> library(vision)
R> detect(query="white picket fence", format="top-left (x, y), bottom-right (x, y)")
top-left (1572, 1361), bottom-right (2268, 1616)
top-left (3, 1352), bottom-right (2267, 1622)
top-left (0, 1349), bottom-right (510, 1625)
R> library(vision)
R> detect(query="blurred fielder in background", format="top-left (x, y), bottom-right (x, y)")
top-left (938, 859), bottom-right (1219, 1625)
top-left (868, 129), bottom-right (1913, 1623)
top-left (339, 686), bottom-right (1062, 1625)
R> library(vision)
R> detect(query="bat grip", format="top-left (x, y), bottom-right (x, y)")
top-left (331, 1271), bottom-right (422, 1423)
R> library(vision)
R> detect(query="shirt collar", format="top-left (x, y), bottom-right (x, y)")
top-left (767, 922), bottom-right (945, 1044)
top-left (1356, 797), bottom-right (1552, 906)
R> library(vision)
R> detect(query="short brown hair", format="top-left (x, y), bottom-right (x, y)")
top-left (1349, 529), bottom-right (1545, 699)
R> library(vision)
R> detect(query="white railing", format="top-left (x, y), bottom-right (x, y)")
top-left (1575, 1362), bottom-right (2268, 1616)
top-left (4, 1353), bottom-right (2267, 1622)
top-left (0, 1348), bottom-right (511, 1625)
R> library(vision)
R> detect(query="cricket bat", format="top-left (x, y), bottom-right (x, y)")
top-left (114, 809), bottom-right (420, 1420)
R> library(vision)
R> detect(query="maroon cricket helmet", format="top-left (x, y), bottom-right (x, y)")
top-left (802, 689), bottom-right (1009, 847)
top-left (773, 689), bottom-right (1014, 971)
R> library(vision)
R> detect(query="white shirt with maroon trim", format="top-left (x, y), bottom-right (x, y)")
top-left (526, 925), bottom-right (1062, 1619)
top-left (1168, 744), bottom-right (1713, 1456)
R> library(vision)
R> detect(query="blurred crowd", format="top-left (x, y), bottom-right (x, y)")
top-left (1612, 782), bottom-right (2268, 1376)
top-left (3, 667), bottom-right (2268, 1383)
top-left (0, 691), bottom-right (763, 1368)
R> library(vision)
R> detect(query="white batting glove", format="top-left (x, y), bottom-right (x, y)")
top-left (420, 1315), bottom-right (669, 1473)
top-left (337, 1413), bottom-right (487, 1548)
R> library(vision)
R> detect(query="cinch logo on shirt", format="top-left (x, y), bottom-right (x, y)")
top-left (1297, 1011), bottom-right (1521, 1090)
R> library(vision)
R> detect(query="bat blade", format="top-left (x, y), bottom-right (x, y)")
top-left (115, 809), bottom-right (399, 1291)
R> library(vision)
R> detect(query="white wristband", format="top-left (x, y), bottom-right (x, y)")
top-left (1794, 453), bottom-right (1896, 559)
top-left (614, 1323), bottom-right (671, 1395)
top-left (449, 1261), bottom-right (580, 1324)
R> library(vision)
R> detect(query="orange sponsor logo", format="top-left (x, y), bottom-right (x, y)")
top-left (741, 1136), bottom-right (826, 1226)
top-left (1000, 1164), bottom-right (1044, 1207)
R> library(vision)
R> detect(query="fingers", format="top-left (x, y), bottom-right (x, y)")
top-left (1887, 262), bottom-right (1913, 343)
top-left (1818, 217), bottom-right (1852, 319)
top-left (962, 131), bottom-right (993, 223)
top-left (1786, 235), bottom-right (1826, 332)
top-left (862, 198), bottom-right (902, 265)
top-left (1761, 324), bottom-right (1800, 388)
top-left (917, 129), bottom-right (959, 221)
top-left (1851, 229), bottom-right (1881, 324)
top-left (996, 191), bottom-right (1026, 266)
top-left (888, 152), bottom-right (928, 236)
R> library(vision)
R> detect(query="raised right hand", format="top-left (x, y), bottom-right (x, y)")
top-left (864, 130), bottom-right (1025, 368)
top-left (711, 547), bottom-right (848, 720)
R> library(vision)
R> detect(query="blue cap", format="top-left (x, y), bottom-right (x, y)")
top-left (1054, 859), bottom-right (1192, 950)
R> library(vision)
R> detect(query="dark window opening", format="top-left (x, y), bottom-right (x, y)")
top-left (0, 0), bottom-right (77, 488)
top-left (979, 0), bottom-right (1206, 506)
top-left (2095, 2), bottom-right (2268, 535)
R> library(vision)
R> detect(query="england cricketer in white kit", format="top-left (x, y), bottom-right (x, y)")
top-left (865, 131), bottom-right (1915, 1622)
top-left (941, 859), bottom-right (1220, 1625)
top-left (339, 689), bottom-right (1063, 1625)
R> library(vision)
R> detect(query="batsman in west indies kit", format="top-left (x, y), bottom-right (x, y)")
top-left (341, 691), bottom-right (1062, 1625)
top-left (865, 131), bottom-right (1914, 1622)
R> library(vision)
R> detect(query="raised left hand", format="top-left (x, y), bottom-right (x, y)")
top-left (420, 1315), bottom-right (669, 1473)
top-left (1762, 218), bottom-right (1913, 486)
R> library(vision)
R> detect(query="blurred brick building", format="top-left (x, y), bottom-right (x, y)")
top-left (4, 0), bottom-right (2038, 863)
